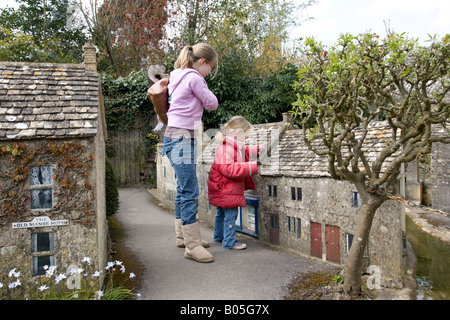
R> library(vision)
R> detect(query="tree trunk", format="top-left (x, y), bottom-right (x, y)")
top-left (344, 193), bottom-right (384, 296)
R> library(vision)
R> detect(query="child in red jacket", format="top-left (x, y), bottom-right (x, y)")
top-left (208, 116), bottom-right (262, 250)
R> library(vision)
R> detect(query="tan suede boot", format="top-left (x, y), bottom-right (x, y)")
top-left (175, 219), bottom-right (209, 248)
top-left (181, 222), bottom-right (214, 263)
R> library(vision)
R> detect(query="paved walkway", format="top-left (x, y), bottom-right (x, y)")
top-left (115, 187), bottom-right (334, 300)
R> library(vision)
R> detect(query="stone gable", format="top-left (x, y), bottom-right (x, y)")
top-left (0, 62), bottom-right (99, 140)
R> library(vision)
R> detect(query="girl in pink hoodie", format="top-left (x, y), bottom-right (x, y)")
top-left (161, 43), bottom-right (218, 263)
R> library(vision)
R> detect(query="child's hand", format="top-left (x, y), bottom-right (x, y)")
top-left (258, 145), bottom-right (266, 155)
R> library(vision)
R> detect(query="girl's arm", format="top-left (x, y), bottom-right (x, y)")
top-left (190, 75), bottom-right (218, 111)
top-left (217, 161), bottom-right (258, 180)
top-left (245, 145), bottom-right (265, 161)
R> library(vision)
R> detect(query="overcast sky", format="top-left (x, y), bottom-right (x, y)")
top-left (1, 0), bottom-right (449, 46)
top-left (291, 0), bottom-right (450, 46)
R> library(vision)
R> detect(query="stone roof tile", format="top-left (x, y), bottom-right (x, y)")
top-left (0, 62), bottom-right (99, 140)
top-left (200, 120), bottom-right (398, 178)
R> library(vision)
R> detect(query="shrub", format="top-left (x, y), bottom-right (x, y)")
top-left (105, 157), bottom-right (119, 216)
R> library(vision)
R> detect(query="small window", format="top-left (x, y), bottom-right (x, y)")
top-left (352, 192), bottom-right (359, 208)
top-left (291, 187), bottom-right (302, 201)
top-left (32, 233), bottom-right (55, 276)
top-left (268, 185), bottom-right (272, 197)
top-left (270, 214), bottom-right (279, 230)
top-left (346, 233), bottom-right (354, 253)
top-left (297, 218), bottom-right (302, 238)
top-left (273, 186), bottom-right (277, 198)
top-left (288, 216), bottom-right (295, 234)
top-left (29, 166), bottom-right (52, 210)
top-left (297, 188), bottom-right (302, 201)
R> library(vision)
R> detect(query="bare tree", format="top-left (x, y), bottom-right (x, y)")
top-left (292, 33), bottom-right (449, 296)
top-left (79, 0), bottom-right (168, 76)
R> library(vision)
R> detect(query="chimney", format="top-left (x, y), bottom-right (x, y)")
top-left (282, 112), bottom-right (293, 124)
top-left (83, 41), bottom-right (97, 72)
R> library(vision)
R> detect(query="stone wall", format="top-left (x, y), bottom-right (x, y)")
top-left (431, 142), bottom-right (450, 213)
top-left (0, 138), bottom-right (103, 296)
top-left (155, 123), bottom-right (407, 288)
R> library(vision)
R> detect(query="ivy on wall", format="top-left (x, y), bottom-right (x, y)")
top-left (101, 70), bottom-right (155, 137)
top-left (0, 141), bottom-right (96, 227)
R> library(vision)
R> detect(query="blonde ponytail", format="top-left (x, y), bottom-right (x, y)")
top-left (174, 43), bottom-right (219, 79)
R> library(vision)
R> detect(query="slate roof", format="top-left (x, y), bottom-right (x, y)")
top-left (0, 62), bottom-right (99, 140)
top-left (200, 119), bottom-right (397, 178)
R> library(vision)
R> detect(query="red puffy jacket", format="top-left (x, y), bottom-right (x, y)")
top-left (208, 138), bottom-right (259, 209)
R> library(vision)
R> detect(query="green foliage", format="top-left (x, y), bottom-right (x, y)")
top-left (105, 157), bottom-right (119, 217)
top-left (0, 26), bottom-right (79, 63)
top-left (204, 61), bottom-right (299, 129)
top-left (101, 70), bottom-right (154, 136)
top-left (0, 0), bottom-right (87, 63)
top-left (292, 32), bottom-right (450, 134)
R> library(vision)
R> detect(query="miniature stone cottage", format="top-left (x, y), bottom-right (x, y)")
top-left (0, 43), bottom-right (108, 294)
top-left (154, 114), bottom-right (407, 287)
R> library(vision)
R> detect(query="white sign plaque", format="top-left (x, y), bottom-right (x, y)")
top-left (12, 216), bottom-right (69, 229)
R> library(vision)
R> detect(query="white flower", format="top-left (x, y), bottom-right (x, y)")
top-left (55, 273), bottom-right (67, 284)
top-left (129, 273), bottom-right (136, 279)
top-left (82, 257), bottom-right (92, 264)
top-left (8, 279), bottom-right (21, 289)
top-left (45, 265), bottom-right (57, 277)
top-left (92, 270), bottom-right (101, 278)
top-left (8, 268), bottom-right (20, 278)
top-left (105, 261), bottom-right (115, 270)
top-left (73, 293), bottom-right (79, 299)
top-left (75, 268), bottom-right (84, 274)
top-left (0, 282), bottom-right (3, 288)
top-left (96, 290), bottom-right (104, 300)
top-left (136, 293), bottom-right (142, 299)
top-left (114, 260), bottom-right (123, 266)
top-left (69, 267), bottom-right (83, 276)
top-left (38, 285), bottom-right (49, 291)
top-left (120, 265), bottom-right (126, 274)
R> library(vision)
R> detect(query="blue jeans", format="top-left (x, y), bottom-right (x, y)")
top-left (161, 136), bottom-right (198, 225)
top-left (214, 207), bottom-right (239, 249)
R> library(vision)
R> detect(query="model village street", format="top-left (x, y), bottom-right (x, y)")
top-left (113, 187), bottom-right (337, 300)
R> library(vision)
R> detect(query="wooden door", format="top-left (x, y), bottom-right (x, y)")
top-left (270, 214), bottom-right (280, 245)
top-left (310, 222), bottom-right (322, 259)
top-left (326, 225), bottom-right (340, 263)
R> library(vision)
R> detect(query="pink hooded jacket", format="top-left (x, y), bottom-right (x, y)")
top-left (167, 68), bottom-right (218, 131)
top-left (208, 137), bottom-right (259, 209)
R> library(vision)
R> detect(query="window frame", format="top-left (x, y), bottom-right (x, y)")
top-left (291, 187), bottom-right (303, 201)
top-left (346, 233), bottom-right (354, 253)
top-left (31, 232), bottom-right (56, 276)
top-left (29, 165), bottom-right (53, 211)
top-left (352, 192), bottom-right (360, 208)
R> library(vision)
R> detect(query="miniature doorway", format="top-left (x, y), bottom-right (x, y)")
top-left (269, 213), bottom-right (280, 245)
top-left (310, 222), bottom-right (322, 259)
top-left (326, 225), bottom-right (340, 263)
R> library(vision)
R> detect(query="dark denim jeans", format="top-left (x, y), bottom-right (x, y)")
top-left (161, 136), bottom-right (199, 225)
top-left (213, 207), bottom-right (239, 249)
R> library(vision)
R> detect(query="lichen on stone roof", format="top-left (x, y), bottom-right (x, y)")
top-left (200, 119), bottom-right (399, 178)
top-left (0, 62), bottom-right (99, 140)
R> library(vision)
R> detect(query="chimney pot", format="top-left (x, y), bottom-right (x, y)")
top-left (83, 41), bottom-right (97, 72)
